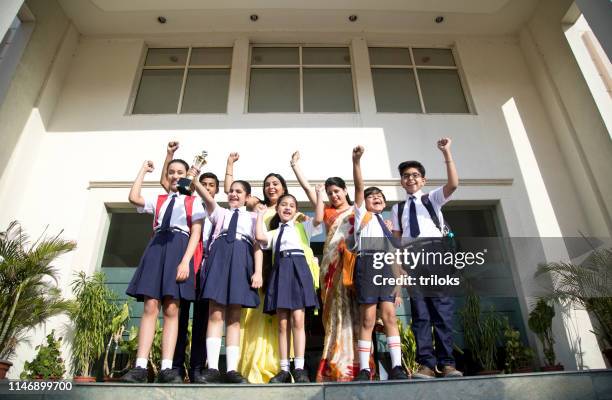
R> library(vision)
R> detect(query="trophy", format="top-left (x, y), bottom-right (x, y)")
top-left (177, 150), bottom-right (208, 195)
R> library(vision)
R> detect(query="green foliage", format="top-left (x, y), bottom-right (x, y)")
top-left (536, 247), bottom-right (612, 349)
top-left (460, 293), bottom-right (504, 371)
top-left (528, 298), bottom-right (556, 366)
top-left (103, 303), bottom-right (130, 378)
top-left (0, 221), bottom-right (74, 361)
top-left (20, 330), bottom-right (65, 379)
top-left (503, 319), bottom-right (534, 373)
top-left (69, 271), bottom-right (118, 377)
top-left (397, 319), bottom-right (419, 374)
top-left (118, 325), bottom-right (139, 373)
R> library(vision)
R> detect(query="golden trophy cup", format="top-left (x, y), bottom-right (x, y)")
top-left (177, 150), bottom-right (208, 195)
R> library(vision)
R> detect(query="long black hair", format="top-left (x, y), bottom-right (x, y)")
top-left (262, 173), bottom-right (289, 206)
top-left (324, 176), bottom-right (353, 206)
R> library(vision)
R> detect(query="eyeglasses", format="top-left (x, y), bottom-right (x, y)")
top-left (401, 173), bottom-right (422, 180)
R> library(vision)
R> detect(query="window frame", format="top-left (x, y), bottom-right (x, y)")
top-left (129, 45), bottom-right (233, 115)
top-left (246, 43), bottom-right (359, 113)
top-left (368, 45), bottom-right (473, 114)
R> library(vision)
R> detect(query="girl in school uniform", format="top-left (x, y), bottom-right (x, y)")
top-left (254, 186), bottom-right (325, 384)
top-left (195, 175), bottom-right (263, 384)
top-left (121, 159), bottom-right (205, 384)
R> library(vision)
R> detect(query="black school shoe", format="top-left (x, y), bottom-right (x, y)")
top-left (353, 369), bottom-right (372, 381)
top-left (120, 367), bottom-right (148, 383)
top-left (389, 366), bottom-right (409, 380)
top-left (157, 368), bottom-right (183, 383)
top-left (292, 369), bottom-right (310, 383)
top-left (225, 370), bottom-right (248, 384)
top-left (269, 370), bottom-right (292, 383)
top-left (199, 368), bottom-right (222, 383)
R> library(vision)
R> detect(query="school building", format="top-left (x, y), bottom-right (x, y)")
top-left (0, 0), bottom-right (610, 379)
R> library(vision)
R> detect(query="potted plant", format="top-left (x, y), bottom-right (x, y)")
top-left (460, 293), bottom-right (504, 375)
top-left (69, 271), bottom-right (118, 382)
top-left (0, 221), bottom-right (74, 379)
top-left (103, 303), bottom-right (130, 381)
top-left (20, 330), bottom-right (66, 380)
top-left (398, 319), bottom-right (419, 375)
top-left (535, 247), bottom-right (611, 365)
top-left (503, 319), bottom-right (535, 373)
top-left (528, 298), bottom-right (563, 371)
top-left (117, 325), bottom-right (138, 375)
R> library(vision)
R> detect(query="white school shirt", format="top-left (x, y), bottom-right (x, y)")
top-left (209, 205), bottom-right (256, 241)
top-left (354, 202), bottom-right (388, 252)
top-left (261, 219), bottom-right (322, 251)
top-left (138, 193), bottom-right (206, 233)
top-left (201, 208), bottom-right (213, 248)
top-left (391, 186), bottom-right (449, 238)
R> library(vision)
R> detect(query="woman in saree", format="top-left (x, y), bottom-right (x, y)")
top-left (290, 151), bottom-right (367, 382)
top-left (224, 153), bottom-right (318, 383)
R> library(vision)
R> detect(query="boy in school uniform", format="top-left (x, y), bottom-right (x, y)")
top-left (391, 138), bottom-right (463, 379)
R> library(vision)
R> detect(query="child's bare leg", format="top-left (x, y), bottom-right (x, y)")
top-left (225, 304), bottom-right (242, 372)
top-left (291, 309), bottom-right (306, 371)
top-left (380, 301), bottom-right (402, 368)
top-left (160, 297), bottom-right (180, 369)
top-left (277, 309), bottom-right (290, 362)
top-left (206, 300), bottom-right (225, 370)
top-left (136, 297), bottom-right (160, 360)
top-left (358, 304), bottom-right (376, 372)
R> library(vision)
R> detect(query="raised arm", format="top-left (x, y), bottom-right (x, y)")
top-left (129, 161), bottom-right (154, 207)
top-left (313, 184), bottom-right (325, 227)
top-left (191, 167), bottom-right (216, 214)
top-left (254, 204), bottom-right (269, 244)
top-left (290, 151), bottom-right (317, 206)
top-left (223, 152), bottom-right (239, 194)
top-left (352, 145), bottom-right (365, 208)
top-left (160, 141), bottom-right (179, 193)
top-left (438, 138), bottom-right (458, 199)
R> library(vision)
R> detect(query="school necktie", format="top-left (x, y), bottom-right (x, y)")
top-left (225, 209), bottom-right (239, 243)
top-left (375, 213), bottom-right (393, 240)
top-left (160, 194), bottom-right (177, 231)
top-left (274, 223), bottom-right (288, 264)
top-left (409, 196), bottom-right (420, 238)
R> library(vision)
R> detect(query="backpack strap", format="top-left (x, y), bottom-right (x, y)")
top-left (421, 193), bottom-right (443, 233)
top-left (154, 194), bottom-right (169, 229)
top-left (396, 201), bottom-right (406, 235)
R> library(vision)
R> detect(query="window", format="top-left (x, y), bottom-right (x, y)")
top-left (132, 47), bottom-right (232, 114)
top-left (248, 46), bottom-right (356, 113)
top-left (369, 47), bottom-right (470, 113)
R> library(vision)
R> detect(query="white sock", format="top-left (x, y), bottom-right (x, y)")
top-left (206, 337), bottom-right (222, 370)
top-left (226, 345), bottom-right (239, 372)
top-left (358, 340), bottom-right (371, 371)
top-left (135, 357), bottom-right (148, 369)
top-left (387, 336), bottom-right (402, 368)
top-left (161, 359), bottom-right (173, 370)
top-left (280, 359), bottom-right (290, 372)
top-left (294, 357), bottom-right (304, 370)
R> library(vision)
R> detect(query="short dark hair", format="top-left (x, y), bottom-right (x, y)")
top-left (199, 172), bottom-right (220, 194)
top-left (364, 186), bottom-right (386, 202)
top-left (263, 173), bottom-right (289, 206)
top-left (398, 161), bottom-right (426, 178)
top-left (324, 176), bottom-right (353, 206)
top-left (168, 159), bottom-right (189, 173)
top-left (231, 180), bottom-right (251, 195)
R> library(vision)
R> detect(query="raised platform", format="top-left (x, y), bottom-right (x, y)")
top-left (1, 370), bottom-right (611, 400)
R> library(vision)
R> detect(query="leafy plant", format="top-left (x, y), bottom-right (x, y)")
top-left (397, 319), bottom-right (419, 374)
top-left (0, 221), bottom-right (74, 361)
top-left (528, 299), bottom-right (557, 366)
top-left (20, 330), bottom-right (65, 379)
top-left (118, 325), bottom-right (139, 373)
top-left (69, 271), bottom-right (118, 377)
top-left (103, 303), bottom-right (130, 378)
top-left (460, 293), bottom-right (504, 371)
top-left (503, 319), bottom-right (534, 373)
top-left (535, 247), bottom-right (612, 349)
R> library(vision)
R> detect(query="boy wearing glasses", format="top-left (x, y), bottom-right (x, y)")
top-left (391, 138), bottom-right (462, 379)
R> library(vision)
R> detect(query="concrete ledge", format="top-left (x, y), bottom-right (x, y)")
top-left (1, 370), bottom-right (610, 400)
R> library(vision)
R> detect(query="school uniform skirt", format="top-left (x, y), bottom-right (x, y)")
top-left (126, 230), bottom-right (196, 301)
top-left (355, 253), bottom-right (396, 305)
top-left (264, 250), bottom-right (319, 314)
top-left (200, 236), bottom-right (260, 308)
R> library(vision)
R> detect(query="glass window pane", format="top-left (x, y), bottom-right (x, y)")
top-left (303, 68), bottom-right (355, 112)
top-left (371, 68), bottom-right (421, 113)
top-left (418, 69), bottom-right (469, 113)
top-left (412, 48), bottom-right (456, 66)
top-left (369, 48), bottom-right (412, 65)
top-left (101, 213), bottom-right (151, 268)
top-left (181, 69), bottom-right (230, 113)
top-left (248, 68), bottom-right (300, 112)
top-left (144, 48), bottom-right (188, 67)
top-left (302, 47), bottom-right (351, 65)
top-left (190, 47), bottom-right (232, 66)
top-left (132, 69), bottom-right (183, 114)
top-left (251, 47), bottom-right (299, 65)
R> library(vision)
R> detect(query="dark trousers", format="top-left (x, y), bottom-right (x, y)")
top-left (172, 297), bottom-right (209, 378)
top-left (410, 295), bottom-right (455, 369)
